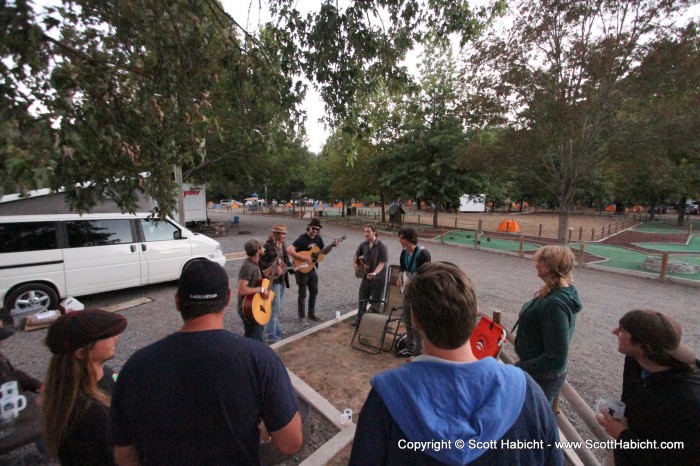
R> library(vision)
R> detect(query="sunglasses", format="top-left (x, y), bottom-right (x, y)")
top-left (310, 227), bottom-right (320, 232)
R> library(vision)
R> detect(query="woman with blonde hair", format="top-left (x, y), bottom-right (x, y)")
top-left (259, 224), bottom-right (294, 343)
top-left (43, 309), bottom-right (127, 464)
top-left (514, 244), bottom-right (582, 406)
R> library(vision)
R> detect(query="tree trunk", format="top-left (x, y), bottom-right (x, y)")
top-left (380, 192), bottom-right (386, 223)
top-left (433, 208), bottom-right (439, 229)
top-left (556, 203), bottom-right (570, 244)
top-left (676, 197), bottom-right (686, 227)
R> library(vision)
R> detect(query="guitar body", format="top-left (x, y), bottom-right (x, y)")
top-left (355, 257), bottom-right (370, 278)
top-left (242, 278), bottom-right (275, 325)
top-left (294, 246), bottom-right (324, 273)
top-left (293, 235), bottom-right (347, 274)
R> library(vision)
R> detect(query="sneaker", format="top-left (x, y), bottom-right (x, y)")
top-left (308, 315), bottom-right (324, 322)
top-left (397, 348), bottom-right (414, 358)
top-left (299, 318), bottom-right (310, 327)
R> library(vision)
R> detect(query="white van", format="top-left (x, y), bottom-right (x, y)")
top-left (0, 213), bottom-right (226, 318)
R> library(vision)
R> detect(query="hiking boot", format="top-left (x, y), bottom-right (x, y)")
top-left (308, 314), bottom-right (324, 322)
top-left (299, 317), bottom-right (310, 327)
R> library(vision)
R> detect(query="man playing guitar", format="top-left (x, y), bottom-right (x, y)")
top-left (238, 239), bottom-right (270, 340)
top-left (286, 219), bottom-right (335, 326)
top-left (353, 225), bottom-right (389, 326)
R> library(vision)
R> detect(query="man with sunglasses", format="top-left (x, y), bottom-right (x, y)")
top-left (287, 219), bottom-right (325, 326)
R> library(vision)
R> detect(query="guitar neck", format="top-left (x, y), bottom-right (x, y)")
top-left (320, 244), bottom-right (336, 255)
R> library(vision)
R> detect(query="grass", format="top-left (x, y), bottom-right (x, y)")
top-left (434, 230), bottom-right (540, 252)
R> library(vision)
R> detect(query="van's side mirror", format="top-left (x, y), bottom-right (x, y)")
top-left (173, 230), bottom-right (183, 240)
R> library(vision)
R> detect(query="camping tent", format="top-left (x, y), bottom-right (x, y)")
top-left (497, 219), bottom-right (520, 233)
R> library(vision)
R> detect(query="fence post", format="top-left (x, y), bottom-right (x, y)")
top-left (474, 232), bottom-right (479, 249)
top-left (538, 224), bottom-right (543, 237)
top-left (519, 236), bottom-right (525, 257)
top-left (578, 227), bottom-right (583, 241)
top-left (567, 228), bottom-right (573, 245)
top-left (591, 228), bottom-right (595, 241)
top-left (478, 220), bottom-right (483, 233)
top-left (578, 243), bottom-right (586, 267)
top-left (418, 214), bottom-right (420, 225)
top-left (455, 218), bottom-right (458, 228)
top-left (659, 252), bottom-right (669, 282)
top-left (492, 310), bottom-right (502, 325)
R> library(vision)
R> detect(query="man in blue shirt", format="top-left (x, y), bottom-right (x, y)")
top-left (350, 262), bottom-right (562, 466)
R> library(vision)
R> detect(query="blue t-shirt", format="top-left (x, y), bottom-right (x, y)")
top-left (111, 330), bottom-right (298, 465)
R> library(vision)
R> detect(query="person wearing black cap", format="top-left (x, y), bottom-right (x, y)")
top-left (597, 309), bottom-right (700, 465)
top-left (0, 323), bottom-right (42, 394)
top-left (111, 259), bottom-right (301, 465)
top-left (287, 218), bottom-right (326, 326)
top-left (42, 309), bottom-right (127, 465)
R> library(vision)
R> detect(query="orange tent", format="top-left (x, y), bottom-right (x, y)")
top-left (497, 219), bottom-right (520, 233)
top-left (605, 204), bottom-right (616, 212)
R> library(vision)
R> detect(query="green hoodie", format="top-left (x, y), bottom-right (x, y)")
top-left (514, 285), bottom-right (582, 378)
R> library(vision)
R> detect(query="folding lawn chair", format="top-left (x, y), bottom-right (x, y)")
top-left (351, 265), bottom-right (404, 355)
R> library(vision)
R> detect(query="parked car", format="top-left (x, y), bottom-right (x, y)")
top-left (219, 199), bottom-right (239, 208)
top-left (0, 213), bottom-right (226, 319)
top-left (686, 204), bottom-right (699, 215)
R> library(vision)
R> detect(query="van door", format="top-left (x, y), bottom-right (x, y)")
top-left (137, 218), bottom-right (191, 284)
top-left (63, 219), bottom-right (141, 296)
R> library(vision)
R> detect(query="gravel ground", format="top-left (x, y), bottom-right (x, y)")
top-left (2, 211), bottom-right (699, 465)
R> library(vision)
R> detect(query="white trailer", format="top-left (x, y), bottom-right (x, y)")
top-left (181, 183), bottom-right (207, 225)
top-left (459, 194), bottom-right (486, 213)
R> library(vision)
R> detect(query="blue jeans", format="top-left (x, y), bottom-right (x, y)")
top-left (265, 283), bottom-right (284, 342)
top-left (532, 373), bottom-right (567, 406)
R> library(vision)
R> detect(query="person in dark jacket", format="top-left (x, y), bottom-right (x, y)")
top-left (514, 244), bottom-right (582, 406)
top-left (350, 262), bottom-right (562, 466)
top-left (42, 309), bottom-right (127, 465)
top-left (396, 227), bottom-right (431, 357)
top-left (0, 324), bottom-right (42, 393)
top-left (597, 310), bottom-right (699, 465)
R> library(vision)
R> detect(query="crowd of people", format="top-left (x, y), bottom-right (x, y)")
top-left (0, 219), bottom-right (698, 465)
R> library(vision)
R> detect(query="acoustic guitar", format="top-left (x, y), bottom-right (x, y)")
top-left (355, 256), bottom-right (370, 278)
top-left (293, 235), bottom-right (347, 274)
top-left (242, 278), bottom-right (275, 325)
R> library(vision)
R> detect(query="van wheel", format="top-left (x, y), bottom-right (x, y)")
top-left (5, 284), bottom-right (58, 318)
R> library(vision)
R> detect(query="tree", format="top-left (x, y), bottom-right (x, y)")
top-left (466, 0), bottom-right (695, 241)
top-left (380, 37), bottom-right (478, 228)
top-left (604, 23), bottom-right (700, 224)
top-left (2, 0), bottom-right (497, 215)
top-left (1, 0), bottom-right (304, 216)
